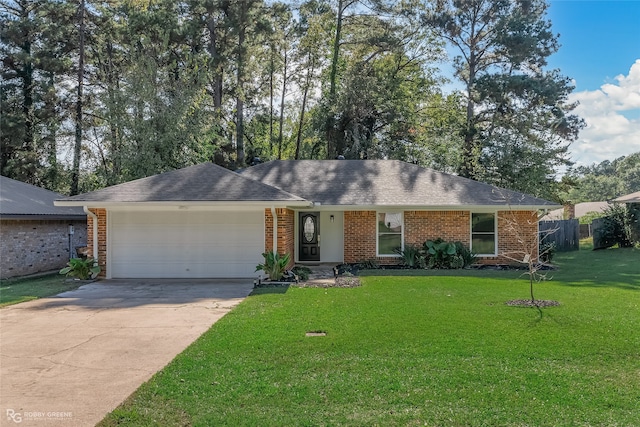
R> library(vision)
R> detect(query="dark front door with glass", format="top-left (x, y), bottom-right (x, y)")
top-left (299, 212), bottom-right (320, 261)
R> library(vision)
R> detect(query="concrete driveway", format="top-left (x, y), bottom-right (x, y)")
top-left (0, 279), bottom-right (254, 427)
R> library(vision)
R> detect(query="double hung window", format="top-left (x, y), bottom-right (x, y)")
top-left (378, 212), bottom-right (403, 256)
top-left (471, 213), bottom-right (496, 255)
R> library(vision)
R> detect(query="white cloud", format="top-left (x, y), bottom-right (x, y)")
top-left (568, 59), bottom-right (640, 167)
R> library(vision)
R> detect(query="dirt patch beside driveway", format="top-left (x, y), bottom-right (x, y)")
top-left (0, 279), bottom-right (253, 427)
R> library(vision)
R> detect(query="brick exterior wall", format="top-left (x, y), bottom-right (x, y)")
top-left (87, 208), bottom-right (107, 277)
top-left (264, 208), bottom-right (295, 268)
top-left (492, 210), bottom-right (539, 265)
top-left (405, 211), bottom-right (470, 246)
top-left (265, 209), bottom-right (273, 252)
top-left (344, 209), bottom-right (539, 266)
top-left (1, 219), bottom-right (87, 279)
top-left (344, 211), bottom-right (381, 263)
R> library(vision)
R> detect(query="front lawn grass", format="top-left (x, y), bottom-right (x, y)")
top-left (100, 247), bottom-right (640, 426)
top-left (0, 273), bottom-right (83, 307)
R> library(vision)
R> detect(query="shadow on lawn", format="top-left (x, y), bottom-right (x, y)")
top-left (557, 278), bottom-right (639, 291)
top-left (250, 284), bottom-right (290, 295)
top-left (552, 248), bottom-right (640, 291)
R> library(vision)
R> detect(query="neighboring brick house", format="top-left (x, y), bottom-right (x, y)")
top-left (1, 176), bottom-right (87, 279)
top-left (56, 160), bottom-right (558, 279)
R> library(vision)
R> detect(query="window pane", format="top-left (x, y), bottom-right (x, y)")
top-left (472, 234), bottom-right (495, 254)
top-left (378, 213), bottom-right (402, 233)
top-left (379, 234), bottom-right (401, 255)
top-left (303, 216), bottom-right (315, 243)
top-left (472, 213), bottom-right (495, 232)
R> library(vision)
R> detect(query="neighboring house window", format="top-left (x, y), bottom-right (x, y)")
top-left (471, 213), bottom-right (496, 255)
top-left (378, 212), bottom-right (403, 256)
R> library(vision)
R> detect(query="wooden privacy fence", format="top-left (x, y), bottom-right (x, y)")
top-left (539, 219), bottom-right (579, 251)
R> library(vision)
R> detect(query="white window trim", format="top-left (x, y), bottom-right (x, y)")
top-left (377, 211), bottom-right (404, 257)
top-left (471, 212), bottom-right (498, 257)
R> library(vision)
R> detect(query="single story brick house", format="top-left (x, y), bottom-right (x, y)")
top-left (1, 176), bottom-right (87, 279)
top-left (55, 160), bottom-right (559, 279)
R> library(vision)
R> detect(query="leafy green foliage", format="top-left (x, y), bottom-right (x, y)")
top-left (291, 265), bottom-right (312, 281)
top-left (394, 244), bottom-right (423, 268)
top-left (563, 152), bottom-right (640, 202)
top-left (593, 204), bottom-right (640, 249)
top-left (423, 238), bottom-right (470, 269)
top-left (454, 241), bottom-right (477, 267)
top-left (356, 258), bottom-right (380, 270)
top-left (396, 239), bottom-right (475, 270)
top-left (539, 241), bottom-right (556, 263)
top-left (1, 0), bottom-right (588, 203)
top-left (255, 251), bottom-right (291, 281)
top-left (424, 0), bottom-right (583, 200)
top-left (59, 258), bottom-right (101, 280)
top-left (579, 211), bottom-right (607, 225)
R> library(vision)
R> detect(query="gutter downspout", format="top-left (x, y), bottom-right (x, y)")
top-left (271, 207), bottom-right (278, 253)
top-left (84, 206), bottom-right (98, 261)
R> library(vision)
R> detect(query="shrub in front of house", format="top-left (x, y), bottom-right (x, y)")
top-left (255, 251), bottom-right (291, 281)
top-left (394, 239), bottom-right (476, 270)
top-left (59, 258), bottom-right (100, 280)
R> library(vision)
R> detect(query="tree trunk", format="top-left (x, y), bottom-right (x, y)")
top-left (326, 0), bottom-right (345, 159)
top-left (294, 54), bottom-right (314, 160)
top-left (21, 36), bottom-right (35, 182)
top-left (106, 41), bottom-right (121, 185)
top-left (207, 15), bottom-right (223, 112)
top-left (460, 48), bottom-right (477, 179)
top-left (269, 53), bottom-right (274, 155)
top-left (236, 14), bottom-right (246, 166)
top-left (71, 0), bottom-right (85, 196)
top-left (277, 49), bottom-right (288, 159)
top-left (44, 72), bottom-right (58, 188)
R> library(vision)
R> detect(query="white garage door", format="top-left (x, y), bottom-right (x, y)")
top-left (110, 210), bottom-right (264, 278)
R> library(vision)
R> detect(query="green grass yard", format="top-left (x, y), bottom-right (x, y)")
top-left (101, 247), bottom-right (640, 426)
top-left (0, 273), bottom-right (84, 307)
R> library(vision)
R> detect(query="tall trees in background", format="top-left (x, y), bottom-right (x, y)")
top-left (1, 0), bottom-right (74, 188)
top-left (318, 0), bottom-right (446, 160)
top-left (563, 153), bottom-right (640, 202)
top-left (424, 0), bottom-right (584, 199)
top-left (1, 0), bottom-right (586, 200)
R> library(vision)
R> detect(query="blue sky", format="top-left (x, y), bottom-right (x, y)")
top-left (545, 0), bottom-right (640, 168)
top-left (547, 0), bottom-right (640, 92)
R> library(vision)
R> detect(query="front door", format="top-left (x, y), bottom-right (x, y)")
top-left (299, 212), bottom-right (320, 261)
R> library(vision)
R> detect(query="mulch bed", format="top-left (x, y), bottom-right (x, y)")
top-left (292, 276), bottom-right (361, 288)
top-left (254, 276), bottom-right (361, 289)
top-left (506, 299), bottom-right (561, 308)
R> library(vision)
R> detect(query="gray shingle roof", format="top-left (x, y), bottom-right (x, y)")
top-left (614, 191), bottom-right (640, 203)
top-left (239, 160), bottom-right (558, 208)
top-left (0, 176), bottom-right (86, 218)
top-left (58, 163), bottom-right (308, 203)
top-left (541, 201), bottom-right (609, 220)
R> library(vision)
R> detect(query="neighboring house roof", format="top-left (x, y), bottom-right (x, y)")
top-left (239, 160), bottom-right (557, 208)
top-left (57, 163), bottom-right (309, 205)
top-left (614, 191), bottom-right (640, 203)
top-left (541, 201), bottom-right (609, 221)
top-left (0, 176), bottom-right (86, 219)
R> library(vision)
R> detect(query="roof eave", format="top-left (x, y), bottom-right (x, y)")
top-left (0, 214), bottom-right (87, 220)
top-left (297, 203), bottom-right (562, 211)
top-left (54, 200), bottom-right (313, 208)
